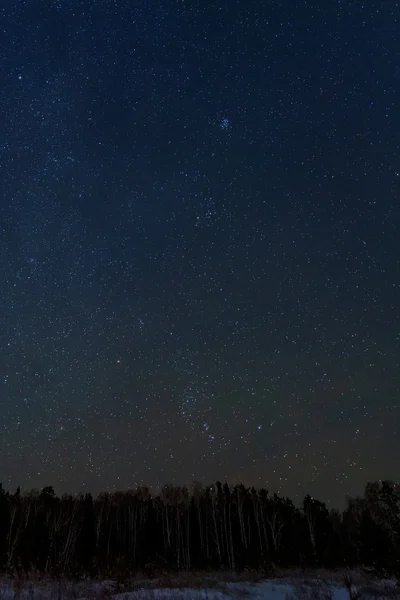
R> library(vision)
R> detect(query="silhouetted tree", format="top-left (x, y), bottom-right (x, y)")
top-left (0, 479), bottom-right (397, 577)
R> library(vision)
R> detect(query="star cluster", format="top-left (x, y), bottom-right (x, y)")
top-left (0, 0), bottom-right (399, 506)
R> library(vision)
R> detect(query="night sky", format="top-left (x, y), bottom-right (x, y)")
top-left (1, 0), bottom-right (399, 507)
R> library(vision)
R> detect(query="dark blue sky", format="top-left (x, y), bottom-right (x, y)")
top-left (0, 0), bottom-right (399, 506)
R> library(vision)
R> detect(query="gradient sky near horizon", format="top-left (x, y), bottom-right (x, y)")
top-left (0, 0), bottom-right (399, 507)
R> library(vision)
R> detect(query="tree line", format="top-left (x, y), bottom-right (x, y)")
top-left (0, 479), bottom-right (398, 578)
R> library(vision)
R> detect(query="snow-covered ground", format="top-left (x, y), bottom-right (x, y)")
top-left (0, 572), bottom-right (397, 600)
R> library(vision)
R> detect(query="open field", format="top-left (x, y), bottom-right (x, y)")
top-left (0, 570), bottom-right (398, 600)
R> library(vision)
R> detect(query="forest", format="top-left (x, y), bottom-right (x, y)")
top-left (0, 480), bottom-right (398, 579)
